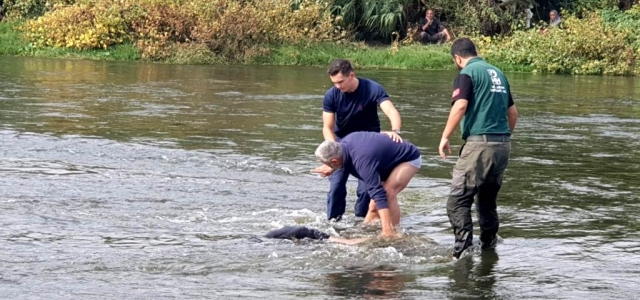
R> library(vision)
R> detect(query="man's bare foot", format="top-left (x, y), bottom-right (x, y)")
top-left (380, 229), bottom-right (402, 239)
top-left (363, 212), bottom-right (380, 224)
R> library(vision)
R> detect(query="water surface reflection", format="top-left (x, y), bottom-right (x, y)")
top-left (0, 56), bottom-right (639, 299)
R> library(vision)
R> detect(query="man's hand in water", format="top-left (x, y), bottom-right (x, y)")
top-left (311, 164), bottom-right (334, 178)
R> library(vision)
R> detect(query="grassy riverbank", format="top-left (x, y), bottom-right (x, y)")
top-left (0, 22), bottom-right (140, 61)
top-left (0, 22), bottom-right (532, 72)
top-left (256, 42), bottom-right (532, 72)
top-left (3, 0), bottom-right (640, 75)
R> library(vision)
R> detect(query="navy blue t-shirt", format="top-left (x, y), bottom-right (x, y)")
top-left (340, 132), bottom-right (420, 209)
top-left (323, 78), bottom-right (389, 139)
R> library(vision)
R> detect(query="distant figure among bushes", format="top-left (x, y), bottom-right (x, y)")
top-left (541, 10), bottom-right (562, 34)
top-left (418, 9), bottom-right (451, 44)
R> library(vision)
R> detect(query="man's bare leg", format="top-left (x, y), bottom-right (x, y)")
top-left (383, 162), bottom-right (419, 224)
top-left (364, 162), bottom-right (420, 225)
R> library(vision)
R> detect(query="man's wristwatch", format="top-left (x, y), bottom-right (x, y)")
top-left (392, 129), bottom-right (402, 135)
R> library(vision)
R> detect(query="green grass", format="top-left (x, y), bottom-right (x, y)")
top-left (254, 42), bottom-right (532, 73)
top-left (0, 21), bottom-right (141, 61)
top-left (0, 22), bottom-right (24, 55)
top-left (21, 43), bottom-right (141, 61)
top-left (255, 42), bottom-right (457, 70)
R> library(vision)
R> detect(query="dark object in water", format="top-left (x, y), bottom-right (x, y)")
top-left (247, 236), bottom-right (264, 243)
top-left (265, 226), bottom-right (330, 240)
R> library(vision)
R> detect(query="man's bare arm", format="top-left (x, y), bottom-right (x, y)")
top-left (379, 100), bottom-right (402, 131)
top-left (439, 99), bottom-right (468, 159)
top-left (322, 111), bottom-right (336, 141)
top-left (507, 105), bottom-right (518, 133)
top-left (377, 208), bottom-right (396, 237)
top-left (328, 236), bottom-right (371, 245)
top-left (442, 28), bottom-right (451, 41)
top-left (441, 99), bottom-right (468, 140)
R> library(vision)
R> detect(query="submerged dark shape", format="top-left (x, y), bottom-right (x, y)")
top-left (265, 226), bottom-right (330, 240)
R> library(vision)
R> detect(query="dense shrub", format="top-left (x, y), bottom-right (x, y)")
top-left (19, 0), bottom-right (338, 61)
top-left (421, 0), bottom-right (534, 36)
top-left (600, 4), bottom-right (640, 49)
top-left (21, 0), bottom-right (131, 50)
top-left (565, 0), bottom-right (619, 16)
top-left (188, 0), bottom-right (336, 61)
top-left (128, 0), bottom-right (201, 59)
top-left (2, 0), bottom-right (75, 20)
top-left (480, 11), bottom-right (636, 75)
top-left (329, 0), bottom-right (409, 41)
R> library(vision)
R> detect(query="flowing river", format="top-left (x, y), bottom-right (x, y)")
top-left (1, 56), bottom-right (639, 299)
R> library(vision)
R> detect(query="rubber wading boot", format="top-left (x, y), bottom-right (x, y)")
top-left (480, 229), bottom-right (498, 250)
top-left (453, 231), bottom-right (473, 259)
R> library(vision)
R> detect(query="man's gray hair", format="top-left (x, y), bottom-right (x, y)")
top-left (315, 141), bottom-right (343, 164)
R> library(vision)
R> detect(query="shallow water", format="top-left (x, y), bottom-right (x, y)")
top-left (0, 57), bottom-right (639, 299)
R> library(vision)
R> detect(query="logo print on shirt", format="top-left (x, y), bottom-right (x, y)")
top-left (487, 69), bottom-right (506, 93)
top-left (452, 88), bottom-right (460, 98)
top-left (357, 104), bottom-right (363, 111)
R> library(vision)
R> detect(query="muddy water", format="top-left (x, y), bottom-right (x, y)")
top-left (0, 57), bottom-right (639, 299)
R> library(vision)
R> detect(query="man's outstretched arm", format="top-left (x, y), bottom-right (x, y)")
top-left (380, 100), bottom-right (402, 142)
top-left (322, 111), bottom-right (337, 142)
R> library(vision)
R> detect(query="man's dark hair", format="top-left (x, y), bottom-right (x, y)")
top-left (450, 38), bottom-right (478, 58)
top-left (327, 59), bottom-right (354, 76)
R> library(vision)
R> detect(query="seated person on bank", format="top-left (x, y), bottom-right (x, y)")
top-left (541, 10), bottom-right (562, 34)
top-left (311, 131), bottom-right (421, 238)
top-left (418, 9), bottom-right (451, 44)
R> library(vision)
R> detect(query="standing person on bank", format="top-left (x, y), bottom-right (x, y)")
top-left (311, 59), bottom-right (403, 222)
top-left (438, 38), bottom-right (519, 258)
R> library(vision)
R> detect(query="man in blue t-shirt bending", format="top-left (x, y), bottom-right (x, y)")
top-left (312, 59), bottom-right (403, 221)
top-left (313, 132), bottom-right (421, 236)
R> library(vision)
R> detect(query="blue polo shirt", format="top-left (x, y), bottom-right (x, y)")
top-left (340, 132), bottom-right (420, 209)
top-left (323, 78), bottom-right (389, 139)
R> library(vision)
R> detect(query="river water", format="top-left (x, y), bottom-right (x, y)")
top-left (0, 56), bottom-right (639, 299)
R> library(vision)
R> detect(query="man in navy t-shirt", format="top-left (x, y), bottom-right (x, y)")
top-left (312, 59), bottom-right (403, 221)
top-left (313, 132), bottom-right (422, 236)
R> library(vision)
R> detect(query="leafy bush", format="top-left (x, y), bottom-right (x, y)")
top-left (565, 0), bottom-right (619, 16)
top-left (421, 0), bottom-right (534, 36)
top-left (600, 4), bottom-right (640, 49)
top-left (188, 0), bottom-right (336, 61)
top-left (21, 0), bottom-right (131, 50)
top-left (2, 0), bottom-right (75, 20)
top-left (480, 12), bottom-right (636, 75)
top-left (128, 0), bottom-right (201, 59)
top-left (19, 0), bottom-right (338, 61)
top-left (329, 0), bottom-right (409, 40)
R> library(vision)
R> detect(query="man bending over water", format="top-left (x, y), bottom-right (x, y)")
top-left (312, 131), bottom-right (421, 238)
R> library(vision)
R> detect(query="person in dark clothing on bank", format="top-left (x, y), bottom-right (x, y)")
top-left (312, 131), bottom-right (421, 237)
top-left (418, 9), bottom-right (451, 44)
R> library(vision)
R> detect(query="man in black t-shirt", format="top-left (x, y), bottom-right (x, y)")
top-left (418, 9), bottom-right (451, 44)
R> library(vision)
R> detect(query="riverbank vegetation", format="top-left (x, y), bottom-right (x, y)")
top-left (1, 0), bottom-right (639, 75)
